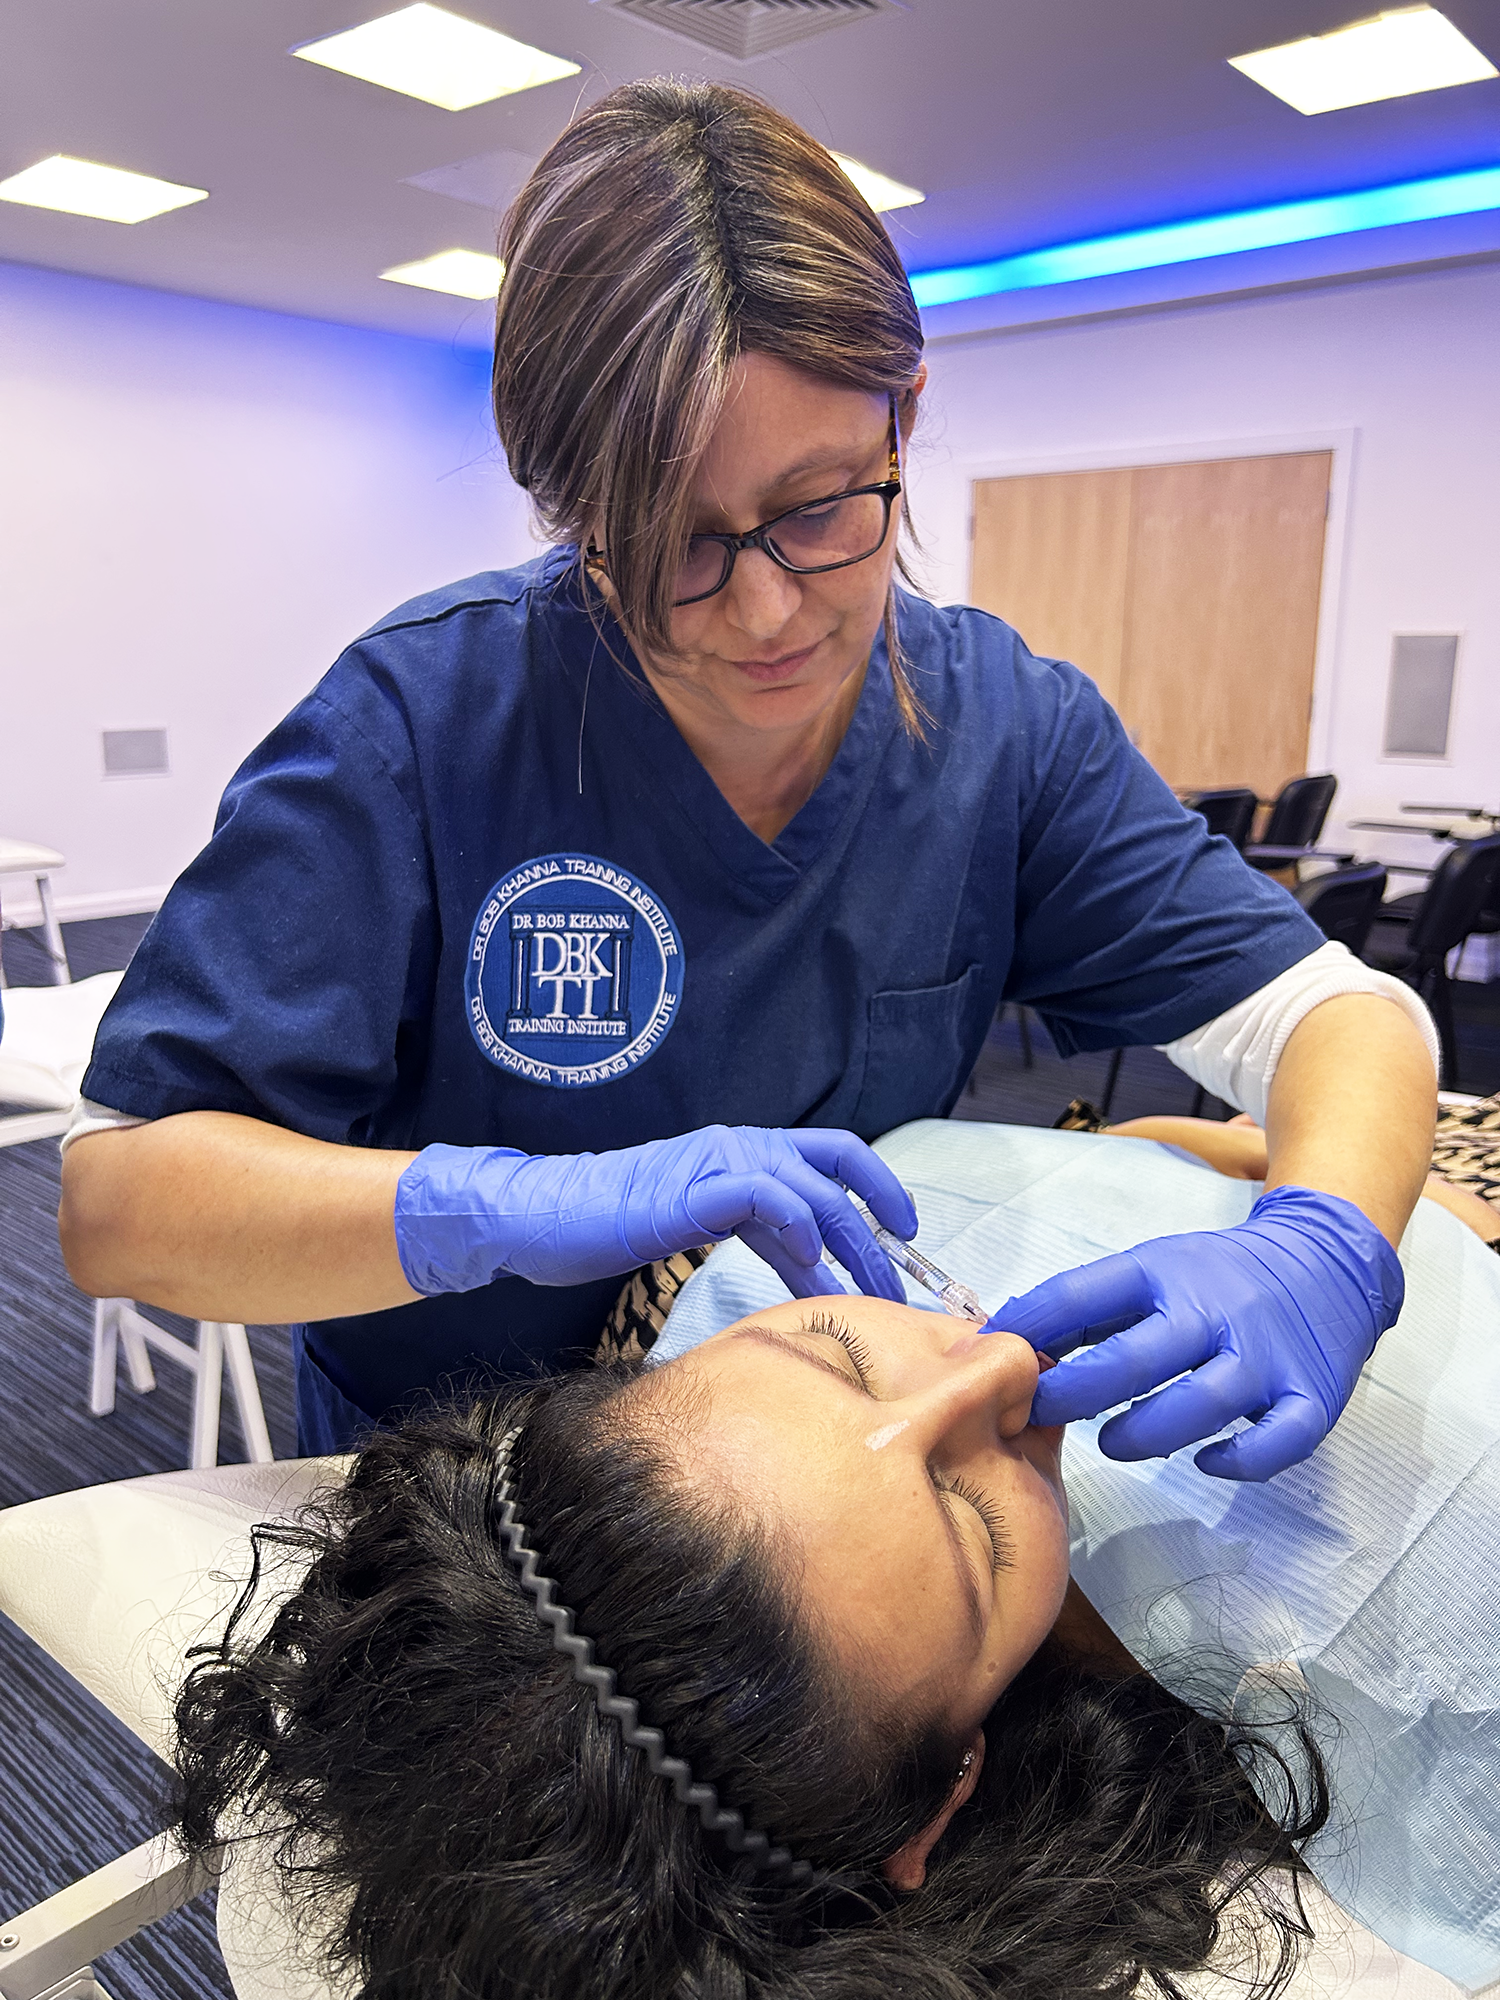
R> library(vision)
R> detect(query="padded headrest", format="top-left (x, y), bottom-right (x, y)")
top-left (0, 1457), bottom-right (345, 1761)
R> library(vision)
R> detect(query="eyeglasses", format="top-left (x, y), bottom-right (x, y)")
top-left (587, 398), bottom-right (902, 609)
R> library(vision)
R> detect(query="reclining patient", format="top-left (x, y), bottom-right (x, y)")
top-left (176, 1119), bottom-right (1500, 2000)
top-left (179, 1297), bottom-right (1331, 2000)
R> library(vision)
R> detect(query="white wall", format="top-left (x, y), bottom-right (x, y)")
top-left (0, 261), bottom-right (535, 923)
top-left (4, 256), bottom-right (1495, 922)
top-left (908, 261), bottom-right (1500, 878)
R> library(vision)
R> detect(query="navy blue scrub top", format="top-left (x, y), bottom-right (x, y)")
top-left (84, 548), bottom-right (1321, 1428)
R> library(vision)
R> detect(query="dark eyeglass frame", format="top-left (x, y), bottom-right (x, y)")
top-left (586, 398), bottom-right (902, 609)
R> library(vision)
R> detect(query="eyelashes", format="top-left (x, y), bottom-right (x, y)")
top-left (938, 1475), bottom-right (1015, 1575)
top-left (805, 1311), bottom-right (876, 1388)
top-left (801, 1312), bottom-right (1014, 1577)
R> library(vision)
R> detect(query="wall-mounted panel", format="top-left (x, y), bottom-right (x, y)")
top-left (1383, 634), bottom-right (1458, 757)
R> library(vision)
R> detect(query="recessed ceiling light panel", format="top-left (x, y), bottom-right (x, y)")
top-left (1230, 6), bottom-right (1496, 116)
top-left (0, 155), bottom-right (208, 224)
top-left (380, 247), bottom-right (504, 297)
top-left (293, 4), bottom-right (580, 112)
top-left (831, 152), bottom-right (924, 212)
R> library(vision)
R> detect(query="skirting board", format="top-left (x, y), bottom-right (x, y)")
top-left (0, 885), bottom-right (167, 928)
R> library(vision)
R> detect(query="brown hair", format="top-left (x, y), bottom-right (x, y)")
top-left (491, 78), bottom-right (926, 728)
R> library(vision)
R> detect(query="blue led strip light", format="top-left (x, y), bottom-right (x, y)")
top-left (909, 164), bottom-right (1500, 309)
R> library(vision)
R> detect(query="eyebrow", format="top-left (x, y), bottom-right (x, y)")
top-left (729, 1325), bottom-right (988, 1644)
top-left (695, 429), bottom-right (892, 527)
top-left (765, 440), bottom-right (877, 488)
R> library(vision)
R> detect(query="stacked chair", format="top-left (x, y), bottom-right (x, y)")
top-left (1181, 774), bottom-right (1350, 874)
top-left (1362, 832), bottom-right (1500, 1088)
top-left (1295, 863), bottom-right (1388, 956)
top-left (0, 970), bottom-right (274, 1468)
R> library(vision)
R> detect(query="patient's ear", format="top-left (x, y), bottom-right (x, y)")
top-left (881, 1731), bottom-right (985, 1891)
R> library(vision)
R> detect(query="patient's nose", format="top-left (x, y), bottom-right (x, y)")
top-left (924, 1331), bottom-right (1041, 1441)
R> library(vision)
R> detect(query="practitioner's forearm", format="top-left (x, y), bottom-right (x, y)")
top-left (1262, 994), bottom-right (1436, 1248)
top-left (59, 1112), bottom-right (421, 1323)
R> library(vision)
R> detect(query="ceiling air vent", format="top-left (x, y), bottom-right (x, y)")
top-left (595, 0), bottom-right (906, 62)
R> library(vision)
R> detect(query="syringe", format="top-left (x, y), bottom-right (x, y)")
top-left (856, 1207), bottom-right (986, 1320)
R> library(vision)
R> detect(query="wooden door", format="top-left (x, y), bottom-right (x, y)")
top-left (969, 452), bottom-right (1332, 799)
top-left (969, 468), bottom-right (1133, 708)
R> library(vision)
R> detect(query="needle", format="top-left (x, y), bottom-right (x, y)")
top-left (856, 1207), bottom-right (986, 1320)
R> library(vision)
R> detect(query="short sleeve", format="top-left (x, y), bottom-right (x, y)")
top-left (82, 675), bottom-right (438, 1145)
top-left (1003, 651), bottom-right (1323, 1056)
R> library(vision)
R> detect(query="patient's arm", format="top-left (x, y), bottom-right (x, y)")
top-left (1114, 1117), bottom-right (1500, 1245)
top-left (1420, 1172), bottom-right (1500, 1244)
top-left (1109, 1116), bottom-right (1269, 1179)
top-left (60, 1112), bottom-right (421, 1322)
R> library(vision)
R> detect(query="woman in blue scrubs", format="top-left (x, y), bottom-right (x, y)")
top-left (60, 81), bottom-right (1437, 1470)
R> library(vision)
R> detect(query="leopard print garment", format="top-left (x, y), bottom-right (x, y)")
top-left (595, 1244), bottom-right (717, 1365)
top-left (1054, 1098), bottom-right (1111, 1133)
top-left (1430, 1094), bottom-right (1500, 1218)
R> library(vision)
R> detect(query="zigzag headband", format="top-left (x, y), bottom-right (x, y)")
top-left (492, 1426), bottom-right (812, 1884)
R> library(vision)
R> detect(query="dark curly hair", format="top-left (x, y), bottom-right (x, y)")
top-left (174, 1361), bottom-right (1329, 1999)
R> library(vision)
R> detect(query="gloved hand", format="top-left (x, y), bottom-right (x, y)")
top-left (990, 1186), bottom-right (1404, 1481)
top-left (394, 1125), bottom-right (918, 1304)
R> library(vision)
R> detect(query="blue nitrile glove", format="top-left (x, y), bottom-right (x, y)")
top-left (394, 1125), bottom-right (919, 1304)
top-left (990, 1186), bottom-right (1404, 1481)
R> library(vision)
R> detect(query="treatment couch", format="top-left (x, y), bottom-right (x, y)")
top-left (4, 1119), bottom-right (1499, 1998)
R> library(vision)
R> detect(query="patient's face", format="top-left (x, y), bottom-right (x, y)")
top-left (661, 1299), bottom-right (1070, 1737)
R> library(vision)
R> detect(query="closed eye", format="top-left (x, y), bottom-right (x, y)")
top-left (936, 1474), bottom-right (1014, 1575)
top-left (803, 1311), bottom-right (876, 1388)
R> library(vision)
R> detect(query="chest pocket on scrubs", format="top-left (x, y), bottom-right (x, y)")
top-left (851, 964), bottom-right (987, 1139)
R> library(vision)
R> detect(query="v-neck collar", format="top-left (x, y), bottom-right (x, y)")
top-left (537, 548), bottom-right (901, 907)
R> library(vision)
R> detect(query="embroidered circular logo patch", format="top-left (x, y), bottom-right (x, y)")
top-left (466, 854), bottom-right (684, 1088)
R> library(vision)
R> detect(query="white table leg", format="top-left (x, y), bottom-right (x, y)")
top-left (190, 1321), bottom-right (224, 1470)
top-left (222, 1322), bottom-right (274, 1464)
top-left (34, 871), bottom-right (71, 985)
top-left (89, 1300), bottom-right (119, 1417)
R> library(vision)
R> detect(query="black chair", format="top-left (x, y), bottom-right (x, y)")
top-left (1294, 863), bottom-right (1387, 956)
top-left (1182, 786), bottom-right (1257, 850)
top-left (1378, 873), bottom-right (1500, 934)
top-left (1362, 832), bottom-right (1500, 1087)
top-left (1244, 773), bottom-right (1345, 872)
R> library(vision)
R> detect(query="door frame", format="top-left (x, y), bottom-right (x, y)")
top-left (959, 428), bottom-right (1358, 777)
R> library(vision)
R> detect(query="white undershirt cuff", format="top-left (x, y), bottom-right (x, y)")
top-left (60, 1097), bottom-right (149, 1156)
